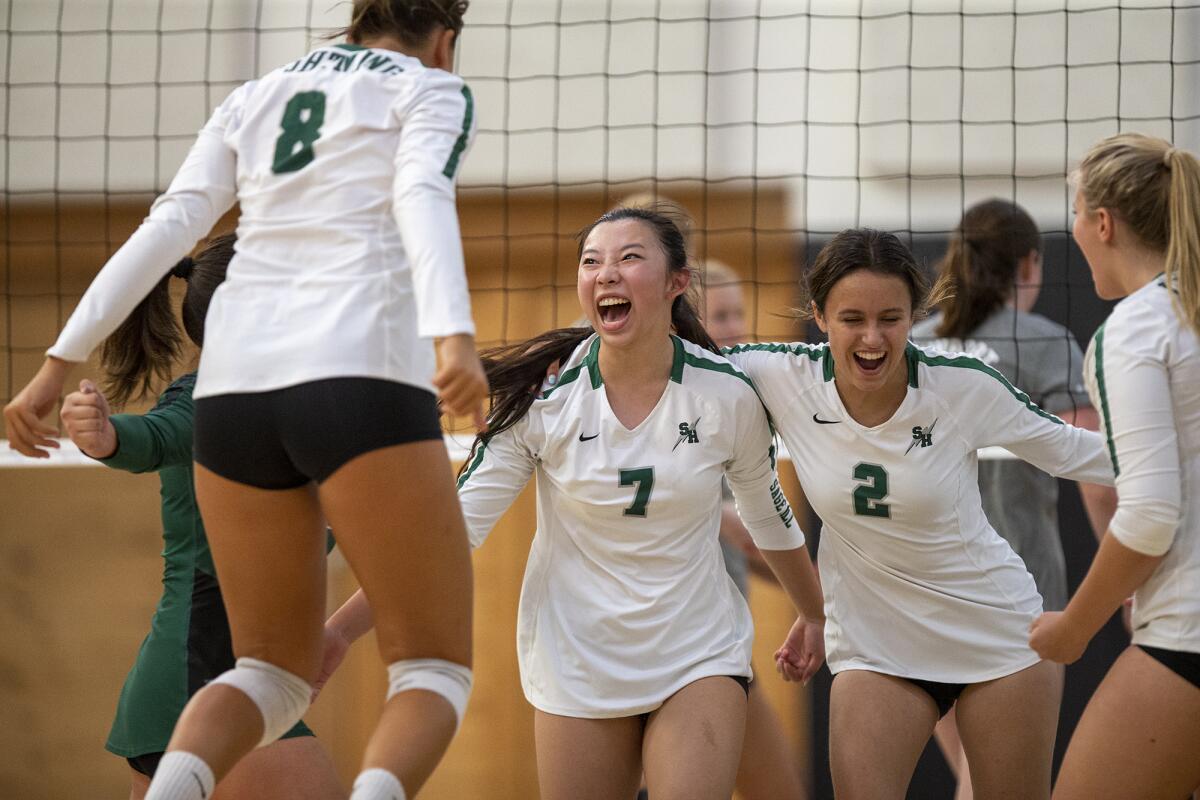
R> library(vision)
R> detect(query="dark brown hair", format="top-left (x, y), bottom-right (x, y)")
top-left (1076, 133), bottom-right (1200, 336)
top-left (457, 207), bottom-right (717, 475)
top-left (934, 199), bottom-right (1040, 337)
top-left (336, 0), bottom-right (468, 47)
top-left (100, 233), bottom-right (235, 409)
top-left (800, 228), bottom-right (938, 320)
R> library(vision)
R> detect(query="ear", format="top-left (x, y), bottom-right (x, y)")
top-left (1095, 207), bottom-right (1116, 245)
top-left (430, 27), bottom-right (457, 71)
top-left (668, 267), bottom-right (692, 300)
top-left (812, 301), bottom-right (829, 334)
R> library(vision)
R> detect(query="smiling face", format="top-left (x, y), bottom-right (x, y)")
top-left (814, 269), bottom-right (914, 399)
top-left (577, 218), bottom-right (689, 349)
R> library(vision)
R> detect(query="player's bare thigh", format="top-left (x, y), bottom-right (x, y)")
top-left (1053, 646), bottom-right (1200, 800)
top-left (642, 675), bottom-right (748, 800)
top-left (829, 670), bottom-right (939, 800)
top-left (534, 710), bottom-right (644, 800)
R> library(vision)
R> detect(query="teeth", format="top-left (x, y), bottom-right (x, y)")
top-left (856, 352), bottom-right (885, 360)
top-left (598, 297), bottom-right (630, 307)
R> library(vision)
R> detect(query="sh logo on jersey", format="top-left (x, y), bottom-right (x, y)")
top-left (904, 418), bottom-right (937, 455)
top-left (673, 418), bottom-right (701, 451)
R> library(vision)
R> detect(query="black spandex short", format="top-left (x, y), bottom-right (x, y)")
top-left (906, 677), bottom-right (967, 718)
top-left (1139, 645), bottom-right (1200, 690)
top-left (194, 378), bottom-right (442, 490)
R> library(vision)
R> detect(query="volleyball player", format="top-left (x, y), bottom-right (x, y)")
top-left (4, 3), bottom-right (486, 799)
top-left (1029, 134), bottom-right (1200, 799)
top-left (701, 259), bottom-right (809, 800)
top-left (59, 235), bottom-right (341, 800)
top-left (911, 199), bottom-right (1117, 798)
top-left (326, 206), bottom-right (827, 800)
top-left (728, 228), bottom-right (1114, 800)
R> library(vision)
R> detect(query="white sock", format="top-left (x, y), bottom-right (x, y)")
top-left (144, 751), bottom-right (215, 800)
top-left (351, 767), bottom-right (407, 800)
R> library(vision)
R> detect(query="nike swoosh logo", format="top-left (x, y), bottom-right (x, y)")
top-left (579, 433), bottom-right (599, 441)
top-left (812, 414), bottom-right (840, 424)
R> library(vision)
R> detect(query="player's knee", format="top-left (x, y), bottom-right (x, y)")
top-left (209, 657), bottom-right (312, 747)
top-left (386, 658), bottom-right (473, 728)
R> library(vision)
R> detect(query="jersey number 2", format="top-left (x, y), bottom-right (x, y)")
top-left (272, 90), bottom-right (326, 174)
top-left (619, 467), bottom-right (655, 517)
top-left (852, 462), bottom-right (890, 518)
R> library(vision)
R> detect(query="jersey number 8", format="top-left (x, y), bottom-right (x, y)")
top-left (273, 91), bottom-right (327, 174)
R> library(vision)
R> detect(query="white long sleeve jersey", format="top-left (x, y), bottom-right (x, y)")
top-left (727, 341), bottom-right (1114, 683)
top-left (50, 44), bottom-right (477, 398)
top-left (1087, 276), bottom-right (1200, 653)
top-left (457, 335), bottom-right (804, 717)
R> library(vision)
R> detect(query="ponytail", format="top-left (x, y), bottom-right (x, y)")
top-left (99, 232), bottom-right (235, 409)
top-left (100, 271), bottom-right (184, 410)
top-left (934, 199), bottom-right (1040, 338)
top-left (1163, 148), bottom-right (1200, 336)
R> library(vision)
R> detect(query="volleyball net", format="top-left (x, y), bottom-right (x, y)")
top-left (3, 0), bottom-right (1198, 452)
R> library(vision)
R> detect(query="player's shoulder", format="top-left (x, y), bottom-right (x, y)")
top-left (1008, 309), bottom-right (1071, 339)
top-left (723, 340), bottom-right (830, 369)
top-left (675, 337), bottom-right (757, 395)
top-left (1097, 277), bottom-right (1173, 348)
top-left (906, 341), bottom-right (1015, 395)
top-left (538, 333), bottom-right (602, 406)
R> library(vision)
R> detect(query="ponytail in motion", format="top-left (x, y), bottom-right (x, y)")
top-left (100, 233), bottom-right (235, 408)
top-left (1076, 133), bottom-right (1200, 336)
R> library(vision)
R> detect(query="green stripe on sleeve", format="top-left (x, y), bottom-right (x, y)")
top-left (441, 84), bottom-right (473, 179)
top-left (456, 438), bottom-right (488, 489)
top-left (1092, 324), bottom-right (1120, 476)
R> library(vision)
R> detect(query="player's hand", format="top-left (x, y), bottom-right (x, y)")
top-left (4, 357), bottom-right (70, 458)
top-left (311, 624), bottom-right (352, 703)
top-left (433, 334), bottom-right (489, 431)
top-left (774, 615), bottom-right (825, 686)
top-left (61, 379), bottom-right (118, 459)
top-left (1029, 611), bottom-right (1089, 664)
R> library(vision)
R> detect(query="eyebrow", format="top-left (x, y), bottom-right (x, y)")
top-left (837, 307), bottom-right (906, 315)
top-left (580, 242), bottom-right (646, 257)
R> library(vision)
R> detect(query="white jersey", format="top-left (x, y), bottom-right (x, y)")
top-left (1086, 276), bottom-right (1200, 654)
top-left (50, 44), bottom-right (477, 398)
top-left (727, 341), bottom-right (1114, 683)
top-left (457, 335), bottom-right (804, 717)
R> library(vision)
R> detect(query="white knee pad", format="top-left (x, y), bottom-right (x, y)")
top-left (209, 657), bottom-right (312, 747)
top-left (386, 659), bottom-right (473, 728)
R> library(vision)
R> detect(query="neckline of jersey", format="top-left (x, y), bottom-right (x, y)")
top-left (581, 334), bottom-right (687, 390)
top-left (820, 342), bottom-right (921, 431)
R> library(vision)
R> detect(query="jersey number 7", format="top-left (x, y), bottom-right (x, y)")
top-left (618, 467), bottom-right (655, 517)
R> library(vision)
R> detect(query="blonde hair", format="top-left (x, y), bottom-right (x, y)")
top-left (1076, 133), bottom-right (1200, 335)
top-left (701, 259), bottom-right (740, 289)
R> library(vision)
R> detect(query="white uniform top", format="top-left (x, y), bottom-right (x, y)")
top-left (1086, 276), bottom-right (1200, 653)
top-left (727, 341), bottom-right (1114, 683)
top-left (457, 335), bottom-right (804, 717)
top-left (50, 44), bottom-right (477, 398)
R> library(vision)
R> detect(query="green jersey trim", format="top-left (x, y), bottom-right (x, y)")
top-left (906, 343), bottom-right (1063, 424)
top-left (1092, 324), bottom-right (1120, 476)
top-left (542, 335), bottom-right (602, 399)
top-left (723, 341), bottom-right (834, 382)
top-left (669, 336), bottom-right (686, 383)
top-left (680, 349), bottom-right (755, 391)
top-left (333, 43), bottom-right (367, 52)
top-left (441, 84), bottom-right (474, 179)
top-left (456, 439), bottom-right (489, 489)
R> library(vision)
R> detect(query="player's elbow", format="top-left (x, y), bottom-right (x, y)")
top-left (1109, 502), bottom-right (1181, 557)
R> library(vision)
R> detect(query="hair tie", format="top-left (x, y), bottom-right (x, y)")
top-left (171, 257), bottom-right (195, 280)
top-left (1163, 147), bottom-right (1177, 168)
